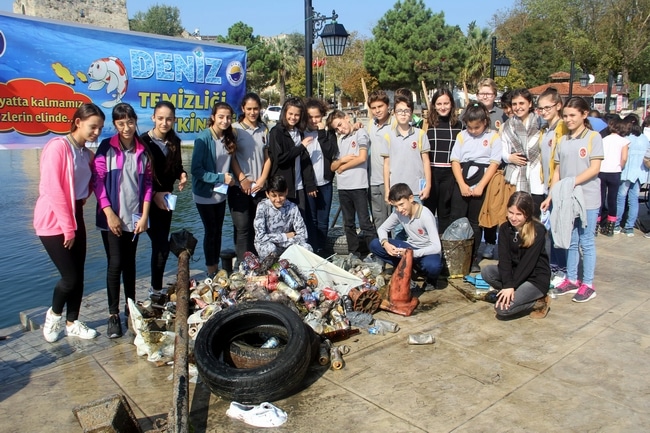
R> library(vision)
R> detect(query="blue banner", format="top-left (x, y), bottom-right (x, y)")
top-left (0, 12), bottom-right (247, 149)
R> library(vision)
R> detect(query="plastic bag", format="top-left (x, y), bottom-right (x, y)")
top-left (441, 217), bottom-right (474, 241)
top-left (170, 229), bottom-right (198, 257)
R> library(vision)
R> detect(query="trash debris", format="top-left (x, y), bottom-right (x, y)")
top-left (226, 401), bottom-right (288, 428)
top-left (407, 334), bottom-right (435, 345)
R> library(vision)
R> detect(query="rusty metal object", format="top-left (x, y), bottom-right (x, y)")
top-left (380, 248), bottom-right (419, 316)
top-left (72, 394), bottom-right (142, 433)
top-left (347, 287), bottom-right (381, 314)
top-left (169, 249), bottom-right (190, 433)
top-left (318, 340), bottom-right (331, 366)
top-left (330, 345), bottom-right (344, 370)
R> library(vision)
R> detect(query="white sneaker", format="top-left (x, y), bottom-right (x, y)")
top-left (43, 307), bottom-right (64, 343)
top-left (482, 244), bottom-right (495, 259)
top-left (65, 320), bottom-right (98, 339)
top-left (226, 401), bottom-right (288, 428)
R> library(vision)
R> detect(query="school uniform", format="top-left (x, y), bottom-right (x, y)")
top-left (382, 125), bottom-right (430, 197)
top-left (335, 128), bottom-right (376, 255)
top-left (449, 129), bottom-right (502, 259)
top-left (368, 117), bottom-right (393, 229)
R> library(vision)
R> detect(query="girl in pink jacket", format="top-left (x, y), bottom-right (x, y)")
top-left (34, 103), bottom-right (105, 342)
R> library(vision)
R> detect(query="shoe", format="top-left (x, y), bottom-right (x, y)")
top-left (645, 232), bottom-right (650, 239)
top-left (43, 307), bottom-right (64, 343)
top-left (226, 401), bottom-right (288, 428)
top-left (65, 320), bottom-right (98, 339)
top-left (148, 287), bottom-right (167, 296)
top-left (107, 314), bottom-right (123, 339)
top-left (624, 228), bottom-right (634, 237)
top-left (482, 243), bottom-right (495, 259)
top-left (529, 295), bottom-right (551, 319)
top-left (554, 279), bottom-right (580, 295)
top-left (470, 259), bottom-right (481, 273)
top-left (603, 220), bottom-right (615, 237)
top-left (550, 272), bottom-right (566, 289)
top-left (613, 226), bottom-right (622, 235)
top-left (572, 284), bottom-right (597, 303)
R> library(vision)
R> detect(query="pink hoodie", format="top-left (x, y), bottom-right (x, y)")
top-left (33, 137), bottom-right (92, 241)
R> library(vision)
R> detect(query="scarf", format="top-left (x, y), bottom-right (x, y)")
top-left (503, 113), bottom-right (541, 193)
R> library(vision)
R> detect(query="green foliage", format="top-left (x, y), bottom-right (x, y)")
top-left (364, 0), bottom-right (466, 90)
top-left (629, 46), bottom-right (650, 84)
top-left (216, 22), bottom-right (280, 93)
top-left (129, 4), bottom-right (184, 36)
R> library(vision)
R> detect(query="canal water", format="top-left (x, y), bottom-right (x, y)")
top-left (0, 147), bottom-right (343, 328)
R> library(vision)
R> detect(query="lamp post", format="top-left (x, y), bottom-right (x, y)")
top-left (605, 71), bottom-right (623, 114)
top-left (304, 0), bottom-right (349, 97)
top-left (568, 58), bottom-right (589, 99)
top-left (490, 36), bottom-right (511, 80)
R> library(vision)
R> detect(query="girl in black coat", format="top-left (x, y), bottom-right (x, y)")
top-left (268, 97), bottom-right (317, 216)
top-left (481, 191), bottom-right (552, 319)
top-left (139, 101), bottom-right (187, 294)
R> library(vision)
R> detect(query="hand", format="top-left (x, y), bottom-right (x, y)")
top-left (318, 120), bottom-right (326, 130)
top-left (510, 153), bottom-right (528, 166)
top-left (240, 177), bottom-right (253, 195)
top-left (308, 190), bottom-right (317, 197)
top-left (178, 173), bottom-right (188, 191)
top-left (472, 185), bottom-right (485, 196)
top-left (134, 216), bottom-right (149, 235)
top-left (460, 183), bottom-right (473, 197)
top-left (540, 197), bottom-right (551, 212)
top-left (224, 173), bottom-right (235, 186)
top-left (154, 192), bottom-right (169, 210)
top-left (385, 243), bottom-right (405, 257)
top-left (286, 232), bottom-right (295, 239)
top-left (63, 237), bottom-right (75, 250)
top-left (384, 192), bottom-right (391, 205)
top-left (419, 186), bottom-right (430, 201)
top-left (302, 136), bottom-right (314, 147)
top-left (107, 212), bottom-right (123, 236)
top-left (352, 121), bottom-right (363, 131)
top-left (252, 178), bottom-right (265, 194)
top-left (496, 288), bottom-right (515, 310)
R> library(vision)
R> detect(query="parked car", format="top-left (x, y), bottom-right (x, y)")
top-left (263, 105), bottom-right (282, 123)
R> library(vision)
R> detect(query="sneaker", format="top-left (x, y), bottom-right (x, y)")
top-left (624, 228), bottom-right (634, 237)
top-left (482, 243), bottom-right (495, 259)
top-left (107, 314), bottom-right (123, 339)
top-left (645, 232), bottom-right (650, 239)
top-left (65, 320), bottom-right (98, 339)
top-left (148, 287), bottom-right (167, 296)
top-left (226, 402), bottom-right (288, 428)
top-left (554, 279), bottom-right (580, 295)
top-left (470, 261), bottom-right (481, 273)
top-left (43, 307), bottom-right (64, 343)
top-left (613, 226), bottom-right (622, 235)
top-left (572, 284), bottom-right (597, 303)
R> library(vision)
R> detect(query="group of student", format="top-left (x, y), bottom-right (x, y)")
top-left (34, 78), bottom-right (649, 343)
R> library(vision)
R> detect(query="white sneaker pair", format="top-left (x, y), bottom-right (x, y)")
top-left (226, 401), bottom-right (287, 428)
top-left (43, 308), bottom-right (97, 342)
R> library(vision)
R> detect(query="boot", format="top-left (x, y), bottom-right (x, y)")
top-left (604, 220), bottom-right (616, 237)
top-left (529, 295), bottom-right (550, 319)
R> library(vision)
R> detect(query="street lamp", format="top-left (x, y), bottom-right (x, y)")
top-left (605, 71), bottom-right (623, 114)
top-left (304, 0), bottom-right (349, 97)
top-left (490, 36), bottom-right (511, 80)
top-left (568, 58), bottom-right (589, 98)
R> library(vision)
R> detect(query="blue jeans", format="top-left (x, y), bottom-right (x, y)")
top-left (616, 180), bottom-right (640, 230)
top-left (369, 238), bottom-right (442, 282)
top-left (567, 208), bottom-right (598, 286)
top-left (306, 182), bottom-right (333, 254)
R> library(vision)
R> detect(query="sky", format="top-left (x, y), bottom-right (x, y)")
top-left (0, 0), bottom-right (516, 37)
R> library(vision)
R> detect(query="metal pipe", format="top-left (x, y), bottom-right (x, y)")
top-left (605, 71), bottom-right (613, 114)
top-left (305, 0), bottom-right (313, 97)
top-left (568, 58), bottom-right (575, 99)
top-left (490, 36), bottom-right (496, 80)
top-left (169, 250), bottom-right (190, 433)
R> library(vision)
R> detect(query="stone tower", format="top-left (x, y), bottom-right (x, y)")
top-left (13, 0), bottom-right (129, 30)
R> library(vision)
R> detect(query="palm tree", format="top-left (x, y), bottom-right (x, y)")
top-left (460, 22), bottom-right (492, 102)
top-left (269, 37), bottom-right (301, 104)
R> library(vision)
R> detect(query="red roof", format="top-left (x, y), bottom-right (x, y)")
top-left (528, 82), bottom-right (627, 97)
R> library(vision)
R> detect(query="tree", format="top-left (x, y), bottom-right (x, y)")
top-left (129, 4), bottom-right (184, 36)
top-left (323, 32), bottom-right (377, 103)
top-left (364, 0), bottom-right (467, 91)
top-left (216, 22), bottom-right (279, 94)
top-left (459, 22), bottom-right (492, 95)
top-left (269, 36), bottom-right (302, 103)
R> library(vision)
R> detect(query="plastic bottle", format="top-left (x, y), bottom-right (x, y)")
top-left (261, 337), bottom-right (279, 349)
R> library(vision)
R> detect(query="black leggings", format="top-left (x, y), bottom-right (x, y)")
top-left (196, 201), bottom-right (227, 267)
top-left (101, 230), bottom-right (138, 315)
top-left (39, 200), bottom-right (86, 322)
top-left (599, 172), bottom-right (621, 219)
top-left (147, 204), bottom-right (173, 291)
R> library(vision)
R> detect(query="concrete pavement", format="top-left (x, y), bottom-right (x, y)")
top-left (1, 230), bottom-right (649, 432)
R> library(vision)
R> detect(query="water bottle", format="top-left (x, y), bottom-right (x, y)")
top-left (261, 337), bottom-right (279, 349)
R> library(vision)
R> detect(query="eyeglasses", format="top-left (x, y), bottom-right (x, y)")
top-left (477, 93), bottom-right (495, 98)
top-left (115, 120), bottom-right (136, 130)
top-left (394, 109), bottom-right (412, 115)
top-left (537, 105), bottom-right (557, 112)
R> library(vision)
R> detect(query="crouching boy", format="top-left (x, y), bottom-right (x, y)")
top-left (369, 183), bottom-right (442, 287)
top-left (254, 175), bottom-right (312, 259)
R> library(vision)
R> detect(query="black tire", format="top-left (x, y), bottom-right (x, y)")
top-left (194, 301), bottom-right (312, 403)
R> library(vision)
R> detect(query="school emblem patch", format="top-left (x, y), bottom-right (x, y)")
top-left (351, 141), bottom-right (356, 148)
top-left (495, 120), bottom-right (502, 130)
top-left (411, 141), bottom-right (417, 149)
top-left (579, 147), bottom-right (587, 158)
top-left (483, 139), bottom-right (489, 147)
top-left (418, 228), bottom-right (424, 235)
top-left (548, 139), bottom-right (552, 147)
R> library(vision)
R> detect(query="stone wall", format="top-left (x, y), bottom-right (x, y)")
top-left (13, 0), bottom-right (129, 30)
